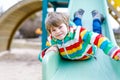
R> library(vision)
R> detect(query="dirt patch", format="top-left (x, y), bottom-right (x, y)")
top-left (0, 49), bottom-right (42, 80)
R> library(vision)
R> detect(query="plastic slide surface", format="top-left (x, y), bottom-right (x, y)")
top-left (42, 0), bottom-right (120, 80)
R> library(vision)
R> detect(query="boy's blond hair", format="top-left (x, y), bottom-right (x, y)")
top-left (45, 12), bottom-right (69, 34)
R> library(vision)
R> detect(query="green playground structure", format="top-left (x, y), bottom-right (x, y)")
top-left (0, 0), bottom-right (42, 52)
top-left (42, 0), bottom-right (120, 80)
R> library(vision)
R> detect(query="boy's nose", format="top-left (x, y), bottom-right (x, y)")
top-left (56, 29), bottom-right (61, 33)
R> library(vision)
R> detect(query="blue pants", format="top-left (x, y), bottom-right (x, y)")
top-left (73, 17), bottom-right (102, 34)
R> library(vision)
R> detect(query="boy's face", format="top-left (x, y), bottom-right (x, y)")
top-left (50, 23), bottom-right (68, 40)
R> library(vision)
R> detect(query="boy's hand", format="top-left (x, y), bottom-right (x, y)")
top-left (45, 46), bottom-right (58, 54)
top-left (114, 52), bottom-right (120, 60)
top-left (40, 45), bottom-right (58, 61)
top-left (117, 53), bottom-right (120, 60)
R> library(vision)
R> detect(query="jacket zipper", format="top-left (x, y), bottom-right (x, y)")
top-left (62, 40), bottom-right (72, 59)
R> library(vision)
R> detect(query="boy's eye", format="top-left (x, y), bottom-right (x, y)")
top-left (59, 26), bottom-right (62, 29)
top-left (52, 29), bottom-right (56, 32)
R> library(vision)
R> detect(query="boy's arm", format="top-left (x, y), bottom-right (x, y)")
top-left (80, 27), bottom-right (120, 60)
top-left (38, 48), bottom-right (48, 62)
top-left (38, 40), bottom-right (58, 62)
top-left (38, 41), bottom-right (51, 62)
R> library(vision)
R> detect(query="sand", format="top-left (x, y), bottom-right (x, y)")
top-left (0, 48), bottom-right (42, 80)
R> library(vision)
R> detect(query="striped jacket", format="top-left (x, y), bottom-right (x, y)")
top-left (40, 26), bottom-right (120, 61)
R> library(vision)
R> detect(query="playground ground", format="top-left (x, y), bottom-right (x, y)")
top-left (0, 38), bottom-right (42, 80)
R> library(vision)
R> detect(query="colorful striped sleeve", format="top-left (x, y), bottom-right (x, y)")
top-left (38, 36), bottom-right (52, 62)
top-left (38, 40), bottom-right (50, 62)
top-left (38, 48), bottom-right (48, 62)
top-left (80, 27), bottom-right (120, 60)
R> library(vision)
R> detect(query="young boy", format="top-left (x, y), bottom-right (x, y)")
top-left (39, 9), bottom-right (120, 61)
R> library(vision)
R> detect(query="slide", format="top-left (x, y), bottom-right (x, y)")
top-left (42, 0), bottom-right (120, 80)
